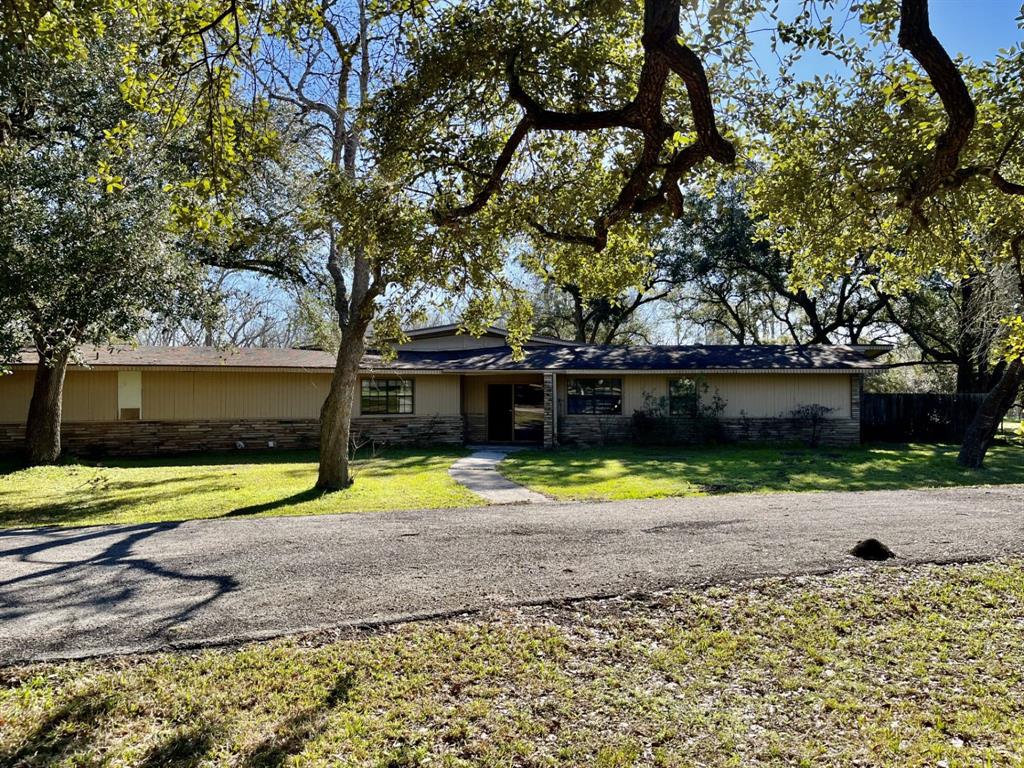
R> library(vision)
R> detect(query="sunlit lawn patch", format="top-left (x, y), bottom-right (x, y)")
top-left (500, 442), bottom-right (1024, 501)
top-left (0, 448), bottom-right (482, 528)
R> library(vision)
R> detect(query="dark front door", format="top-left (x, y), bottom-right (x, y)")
top-left (487, 384), bottom-right (514, 442)
top-left (513, 383), bottom-right (544, 442)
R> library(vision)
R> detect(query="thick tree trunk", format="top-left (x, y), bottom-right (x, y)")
top-left (957, 357), bottom-right (1022, 469)
top-left (24, 349), bottom-right (70, 465)
top-left (316, 320), bottom-right (370, 490)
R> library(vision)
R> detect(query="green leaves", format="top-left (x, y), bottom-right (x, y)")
top-left (0, 20), bottom-right (211, 363)
top-left (745, 4), bottom-right (1024, 365)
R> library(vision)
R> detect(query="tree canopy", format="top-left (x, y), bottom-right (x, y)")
top-left (0, 25), bottom-right (203, 366)
top-left (3, 0), bottom-right (1022, 469)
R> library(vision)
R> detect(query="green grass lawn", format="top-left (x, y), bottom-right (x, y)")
top-left (500, 442), bottom-right (1024, 501)
top-left (1001, 419), bottom-right (1022, 435)
top-left (3, 559), bottom-right (1022, 767)
top-left (0, 449), bottom-right (483, 528)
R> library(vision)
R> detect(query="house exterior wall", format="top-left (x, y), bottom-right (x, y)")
top-left (554, 372), bottom-right (853, 420)
top-left (0, 369), bottom-right (118, 422)
top-left (143, 370), bottom-right (333, 420)
top-left (0, 365), bottom-right (863, 455)
top-left (0, 371), bottom-right (32, 422)
top-left (0, 369), bottom-right (462, 455)
top-left (355, 374), bottom-right (461, 417)
top-left (555, 372), bottom-right (862, 446)
top-left (0, 416), bottom-right (464, 457)
top-left (702, 373), bottom-right (852, 419)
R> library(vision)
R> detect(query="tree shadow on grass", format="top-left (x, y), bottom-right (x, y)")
top-left (0, 688), bottom-right (117, 767)
top-left (1, 668), bottom-right (355, 768)
top-left (508, 443), bottom-right (1024, 497)
top-left (240, 670), bottom-right (355, 768)
top-left (1, 681), bottom-right (222, 768)
top-left (0, 473), bottom-right (245, 528)
top-left (136, 723), bottom-right (225, 768)
top-left (224, 487), bottom-right (328, 517)
top-left (0, 448), bottom-right (467, 527)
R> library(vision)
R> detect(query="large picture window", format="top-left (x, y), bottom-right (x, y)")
top-left (669, 377), bottom-right (699, 416)
top-left (567, 378), bottom-right (622, 415)
top-left (360, 378), bottom-right (414, 415)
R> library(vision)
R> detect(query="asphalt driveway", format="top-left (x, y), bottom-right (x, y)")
top-left (2, 484), bottom-right (1023, 662)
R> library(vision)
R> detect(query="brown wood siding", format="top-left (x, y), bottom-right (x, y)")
top-left (703, 373), bottom-right (852, 419)
top-left (65, 371), bottom-right (119, 421)
top-left (0, 371), bottom-right (34, 423)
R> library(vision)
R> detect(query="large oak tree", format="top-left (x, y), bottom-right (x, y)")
top-left (749, 0), bottom-right (1024, 467)
top-left (0, 27), bottom-right (205, 463)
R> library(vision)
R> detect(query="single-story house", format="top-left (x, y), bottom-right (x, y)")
top-left (0, 324), bottom-right (889, 456)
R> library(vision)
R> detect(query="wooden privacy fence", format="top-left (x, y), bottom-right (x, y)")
top-left (861, 393), bottom-right (987, 443)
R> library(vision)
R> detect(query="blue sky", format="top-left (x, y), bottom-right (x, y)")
top-left (742, 0), bottom-right (1022, 83)
top-left (929, 0), bottom-right (1022, 58)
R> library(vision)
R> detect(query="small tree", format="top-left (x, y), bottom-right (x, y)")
top-left (788, 404), bottom-right (835, 448)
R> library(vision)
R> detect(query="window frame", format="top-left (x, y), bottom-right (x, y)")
top-left (669, 377), bottom-right (699, 417)
top-left (566, 377), bottom-right (623, 415)
top-left (360, 378), bottom-right (415, 416)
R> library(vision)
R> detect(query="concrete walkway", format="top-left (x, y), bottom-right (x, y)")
top-left (448, 448), bottom-right (549, 504)
top-left (2, 484), bottom-right (1023, 662)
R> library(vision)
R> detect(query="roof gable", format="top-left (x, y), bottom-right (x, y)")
top-left (394, 324), bottom-right (575, 350)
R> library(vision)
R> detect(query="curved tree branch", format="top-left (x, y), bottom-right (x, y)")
top-left (434, 0), bottom-right (735, 250)
top-left (897, 0), bottom-right (976, 206)
top-left (433, 115), bottom-right (532, 223)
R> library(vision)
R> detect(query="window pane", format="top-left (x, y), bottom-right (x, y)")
top-left (568, 380), bottom-right (590, 396)
top-left (567, 395), bottom-right (589, 414)
top-left (567, 378), bottom-right (588, 414)
top-left (361, 378), bottom-right (414, 414)
top-left (396, 379), bottom-right (414, 413)
top-left (361, 396), bottom-right (385, 414)
top-left (669, 377), bottom-right (698, 416)
top-left (567, 378), bottom-right (620, 415)
top-left (670, 378), bottom-right (695, 397)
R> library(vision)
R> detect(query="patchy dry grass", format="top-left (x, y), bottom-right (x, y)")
top-left (0, 448), bottom-right (482, 528)
top-left (3, 560), bottom-right (1023, 766)
top-left (500, 442), bottom-right (1024, 501)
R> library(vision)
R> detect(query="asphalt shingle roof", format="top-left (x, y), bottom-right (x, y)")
top-left (16, 346), bottom-right (339, 369)
top-left (362, 344), bottom-right (886, 371)
top-left (15, 343), bottom-right (887, 372)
